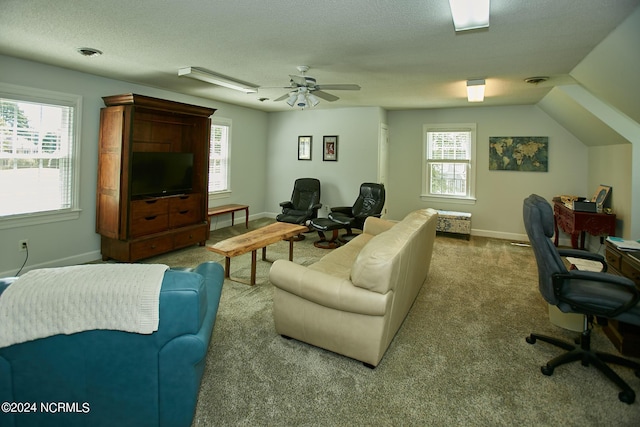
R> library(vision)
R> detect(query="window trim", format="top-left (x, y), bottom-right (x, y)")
top-left (0, 83), bottom-right (82, 229)
top-left (208, 117), bottom-right (232, 200)
top-left (421, 123), bottom-right (476, 205)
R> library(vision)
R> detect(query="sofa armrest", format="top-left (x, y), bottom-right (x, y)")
top-left (362, 216), bottom-right (396, 236)
top-left (269, 260), bottom-right (391, 316)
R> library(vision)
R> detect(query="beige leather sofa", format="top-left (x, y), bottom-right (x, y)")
top-left (269, 209), bottom-right (438, 367)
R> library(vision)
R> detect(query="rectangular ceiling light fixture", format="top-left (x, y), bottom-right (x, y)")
top-left (178, 67), bottom-right (258, 93)
top-left (466, 79), bottom-right (485, 102)
top-left (448, 0), bottom-right (490, 32)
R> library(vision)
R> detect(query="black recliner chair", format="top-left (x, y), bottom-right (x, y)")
top-left (276, 178), bottom-right (321, 240)
top-left (523, 194), bottom-right (640, 404)
top-left (310, 183), bottom-right (385, 248)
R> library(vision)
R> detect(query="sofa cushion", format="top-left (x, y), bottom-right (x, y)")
top-left (309, 233), bottom-right (373, 279)
top-left (351, 210), bottom-right (433, 294)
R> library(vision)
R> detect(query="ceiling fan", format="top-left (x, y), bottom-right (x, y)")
top-left (271, 66), bottom-right (360, 108)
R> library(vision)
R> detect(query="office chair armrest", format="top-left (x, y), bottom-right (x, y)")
top-left (311, 203), bottom-right (322, 211)
top-left (558, 248), bottom-right (607, 272)
top-left (555, 270), bottom-right (640, 317)
top-left (280, 201), bottom-right (293, 208)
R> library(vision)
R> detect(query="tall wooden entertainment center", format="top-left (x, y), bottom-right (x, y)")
top-left (96, 94), bottom-right (216, 262)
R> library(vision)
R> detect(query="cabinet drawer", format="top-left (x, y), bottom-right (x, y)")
top-left (131, 198), bottom-right (169, 219)
top-left (170, 209), bottom-right (201, 228)
top-left (170, 194), bottom-right (203, 227)
top-left (130, 235), bottom-right (173, 260)
top-left (605, 248), bottom-right (622, 271)
top-left (170, 194), bottom-right (201, 211)
top-left (174, 226), bottom-right (207, 248)
top-left (130, 213), bottom-right (169, 237)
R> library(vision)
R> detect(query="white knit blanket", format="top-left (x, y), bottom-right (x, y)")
top-left (0, 263), bottom-right (169, 348)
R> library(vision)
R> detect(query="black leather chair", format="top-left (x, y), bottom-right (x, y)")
top-left (310, 183), bottom-right (385, 248)
top-left (523, 194), bottom-right (640, 404)
top-left (276, 178), bottom-right (321, 239)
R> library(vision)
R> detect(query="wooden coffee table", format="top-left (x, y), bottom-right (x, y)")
top-left (207, 222), bottom-right (308, 285)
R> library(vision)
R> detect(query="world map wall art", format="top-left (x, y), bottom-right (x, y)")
top-left (488, 136), bottom-right (548, 172)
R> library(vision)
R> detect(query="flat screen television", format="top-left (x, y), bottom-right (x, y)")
top-left (131, 152), bottom-right (194, 197)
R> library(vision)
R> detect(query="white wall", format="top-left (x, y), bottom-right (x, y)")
top-left (387, 105), bottom-right (590, 240)
top-left (0, 55), bottom-right (268, 277)
top-left (266, 107), bottom-right (386, 217)
top-left (588, 144), bottom-right (633, 239)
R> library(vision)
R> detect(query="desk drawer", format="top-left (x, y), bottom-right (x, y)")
top-left (605, 248), bottom-right (622, 271)
top-left (621, 258), bottom-right (640, 287)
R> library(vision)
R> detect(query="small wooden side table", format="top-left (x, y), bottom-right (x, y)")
top-left (207, 204), bottom-right (249, 238)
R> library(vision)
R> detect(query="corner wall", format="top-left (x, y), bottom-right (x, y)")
top-left (387, 105), bottom-right (589, 241)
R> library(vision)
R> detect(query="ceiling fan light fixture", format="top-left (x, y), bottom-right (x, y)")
top-left (295, 92), bottom-right (307, 108)
top-left (286, 92), bottom-right (298, 107)
top-left (178, 66), bottom-right (258, 93)
top-left (466, 79), bottom-right (485, 102)
top-left (307, 93), bottom-right (320, 107)
top-left (448, 0), bottom-right (490, 32)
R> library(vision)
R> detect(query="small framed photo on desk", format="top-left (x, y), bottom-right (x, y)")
top-left (591, 185), bottom-right (611, 213)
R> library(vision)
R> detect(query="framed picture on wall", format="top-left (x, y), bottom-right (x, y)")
top-left (298, 136), bottom-right (312, 160)
top-left (323, 135), bottom-right (338, 161)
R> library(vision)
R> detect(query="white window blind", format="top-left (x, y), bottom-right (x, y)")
top-left (422, 124), bottom-right (476, 201)
top-left (0, 91), bottom-right (79, 219)
top-left (208, 120), bottom-right (230, 193)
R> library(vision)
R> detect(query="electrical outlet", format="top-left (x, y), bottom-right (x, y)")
top-left (18, 239), bottom-right (29, 252)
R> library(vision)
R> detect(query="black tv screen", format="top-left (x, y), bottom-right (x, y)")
top-left (131, 152), bottom-right (194, 197)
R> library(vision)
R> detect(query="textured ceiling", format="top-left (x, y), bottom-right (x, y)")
top-left (1, 0), bottom-right (638, 112)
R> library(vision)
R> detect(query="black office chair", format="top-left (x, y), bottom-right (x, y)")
top-left (523, 194), bottom-right (640, 404)
top-left (276, 178), bottom-right (322, 239)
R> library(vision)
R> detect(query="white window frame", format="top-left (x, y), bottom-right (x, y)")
top-left (421, 123), bottom-right (476, 204)
top-left (208, 117), bottom-right (231, 199)
top-left (0, 83), bottom-right (82, 229)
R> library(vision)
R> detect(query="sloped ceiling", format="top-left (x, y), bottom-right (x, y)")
top-left (538, 6), bottom-right (640, 147)
top-left (0, 0), bottom-right (638, 113)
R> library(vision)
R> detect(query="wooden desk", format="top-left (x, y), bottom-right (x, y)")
top-left (207, 222), bottom-right (307, 285)
top-left (553, 201), bottom-right (616, 249)
top-left (603, 241), bottom-right (640, 357)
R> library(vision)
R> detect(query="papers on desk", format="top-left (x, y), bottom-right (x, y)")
top-left (606, 236), bottom-right (640, 251)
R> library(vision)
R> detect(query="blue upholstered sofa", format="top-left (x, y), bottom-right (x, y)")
top-left (0, 261), bottom-right (224, 427)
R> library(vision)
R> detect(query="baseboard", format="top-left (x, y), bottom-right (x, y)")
top-left (470, 228), bottom-right (528, 242)
top-left (0, 250), bottom-right (102, 277)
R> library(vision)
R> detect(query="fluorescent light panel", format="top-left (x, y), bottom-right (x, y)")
top-left (178, 67), bottom-right (258, 93)
top-left (466, 79), bottom-right (485, 102)
top-left (448, 0), bottom-right (490, 32)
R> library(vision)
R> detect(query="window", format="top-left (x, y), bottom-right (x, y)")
top-left (0, 84), bottom-right (81, 227)
top-left (422, 123), bottom-right (476, 203)
top-left (208, 118), bottom-right (231, 195)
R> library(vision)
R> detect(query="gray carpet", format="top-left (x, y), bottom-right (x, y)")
top-left (144, 219), bottom-right (640, 426)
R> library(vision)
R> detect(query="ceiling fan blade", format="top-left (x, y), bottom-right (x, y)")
top-left (312, 90), bottom-right (340, 102)
top-left (316, 84), bottom-right (360, 91)
top-left (274, 93), bottom-right (291, 102)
